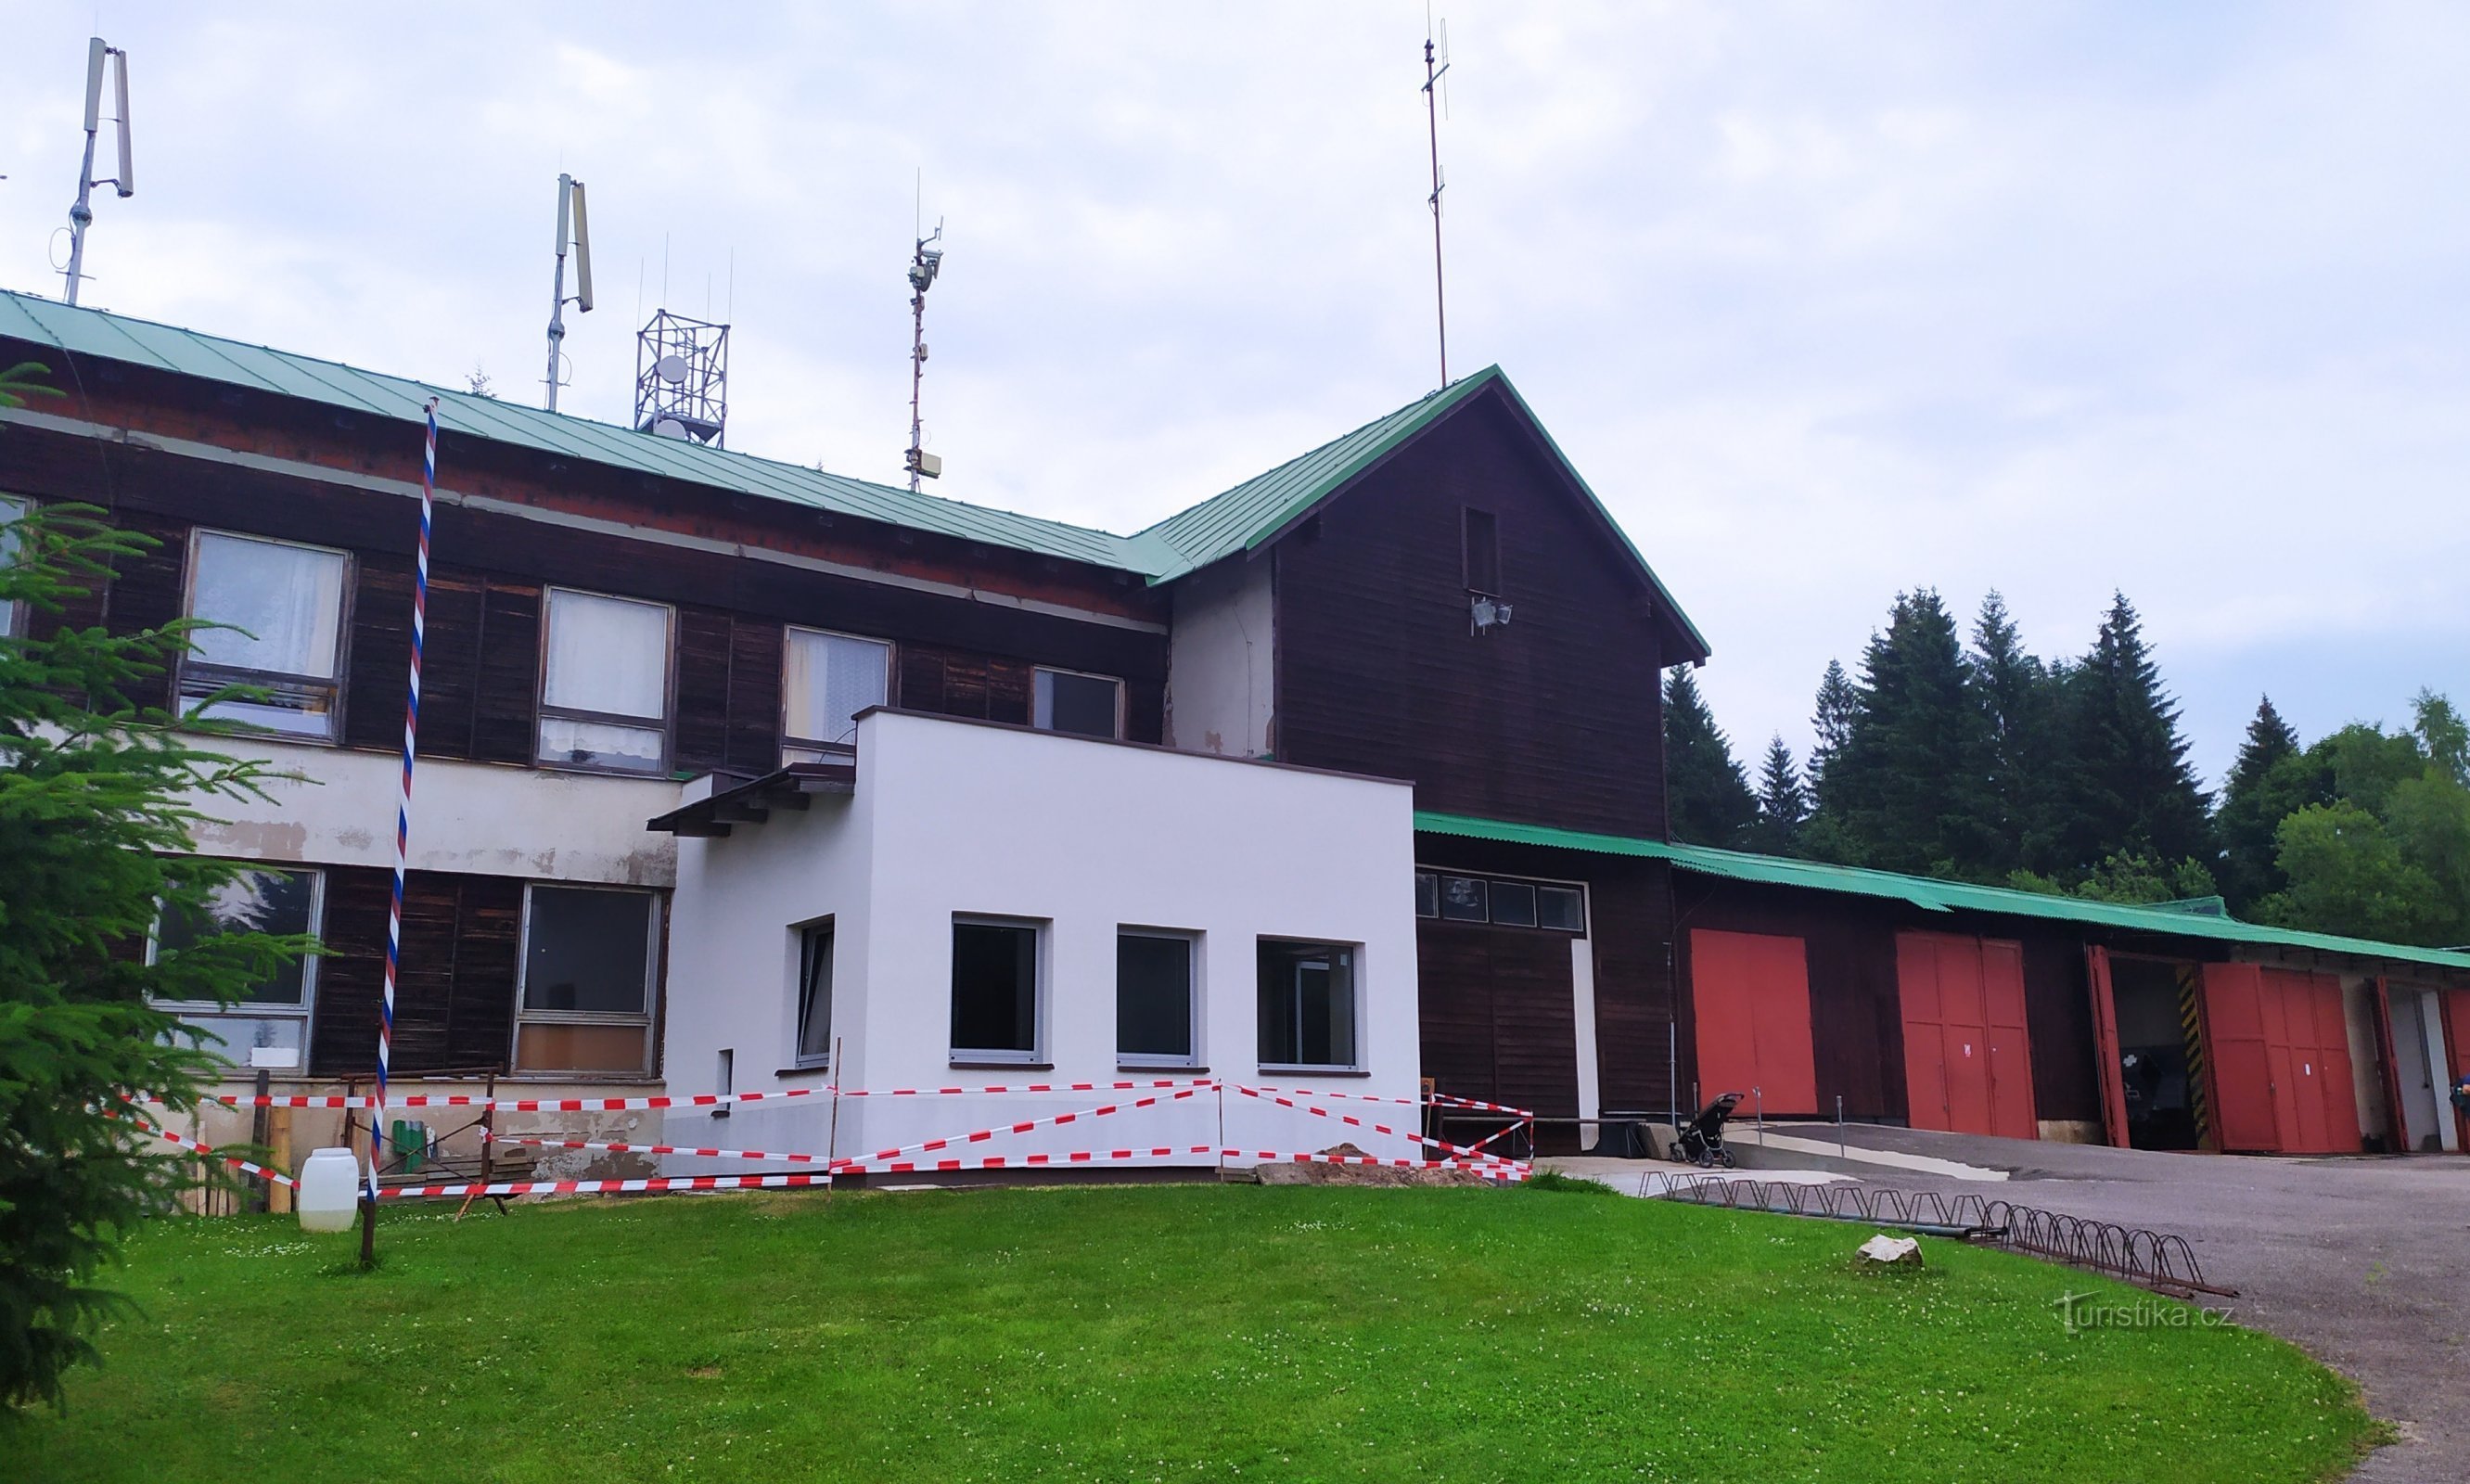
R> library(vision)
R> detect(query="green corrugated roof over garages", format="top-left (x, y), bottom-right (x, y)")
top-left (0, 289), bottom-right (1148, 572)
top-left (1414, 810), bottom-right (2470, 976)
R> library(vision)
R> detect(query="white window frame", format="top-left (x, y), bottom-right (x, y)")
top-left (509, 882), bottom-right (662, 1079)
top-left (949, 913), bottom-right (1048, 1066)
top-left (534, 585), bottom-right (675, 776)
top-left (1257, 938), bottom-right (1364, 1074)
top-left (1031, 665), bottom-right (1124, 740)
top-left (1116, 927), bottom-right (1203, 1069)
top-left (791, 916), bottom-right (836, 1069)
top-left (178, 527), bottom-right (353, 743)
top-left (779, 624), bottom-right (893, 763)
top-left (0, 493), bottom-right (27, 641)
top-left (146, 864), bottom-right (325, 1070)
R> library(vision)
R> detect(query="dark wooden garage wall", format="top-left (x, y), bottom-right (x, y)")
top-left (1413, 835), bottom-right (1681, 1127)
top-left (1275, 392), bottom-right (1670, 838)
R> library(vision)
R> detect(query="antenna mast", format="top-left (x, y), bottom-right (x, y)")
top-left (904, 212), bottom-right (946, 491)
top-left (544, 173), bottom-right (595, 411)
top-left (1422, 19), bottom-right (1452, 388)
top-left (61, 36), bottom-right (134, 306)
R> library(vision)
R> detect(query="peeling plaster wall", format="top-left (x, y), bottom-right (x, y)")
top-left (1165, 555), bottom-right (1275, 760)
top-left (182, 736), bottom-right (683, 887)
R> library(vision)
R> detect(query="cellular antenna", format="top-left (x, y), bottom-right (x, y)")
top-left (904, 203), bottom-right (946, 491)
top-left (61, 36), bottom-right (134, 306)
top-left (633, 309), bottom-right (730, 447)
top-left (544, 173), bottom-right (594, 412)
top-left (1422, 16), bottom-right (1452, 387)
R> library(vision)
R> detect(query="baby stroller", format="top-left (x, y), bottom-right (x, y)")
top-left (1667, 1091), bottom-right (1745, 1168)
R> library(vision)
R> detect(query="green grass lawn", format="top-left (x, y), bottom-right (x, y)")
top-left (20, 1182), bottom-right (2374, 1482)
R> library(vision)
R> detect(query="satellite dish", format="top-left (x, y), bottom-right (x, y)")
top-left (652, 416), bottom-right (689, 440)
top-left (656, 353), bottom-right (689, 385)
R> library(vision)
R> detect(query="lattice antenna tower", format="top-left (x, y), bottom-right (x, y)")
top-left (59, 36), bottom-right (134, 305)
top-left (634, 310), bottom-right (730, 447)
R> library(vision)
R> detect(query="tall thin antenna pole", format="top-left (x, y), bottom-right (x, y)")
top-left (63, 37), bottom-right (132, 306)
top-left (1423, 22), bottom-right (1452, 388)
top-left (905, 191), bottom-right (944, 492)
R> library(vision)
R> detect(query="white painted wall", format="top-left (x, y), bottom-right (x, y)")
top-left (662, 709), bottom-right (1425, 1174)
top-left (183, 736), bottom-right (682, 887)
top-left (1165, 555), bottom-right (1274, 760)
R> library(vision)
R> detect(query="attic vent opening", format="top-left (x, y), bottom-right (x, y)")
top-left (1463, 507), bottom-right (1499, 596)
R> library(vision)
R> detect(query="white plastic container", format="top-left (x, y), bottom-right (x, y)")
top-left (296, 1146), bottom-right (363, 1233)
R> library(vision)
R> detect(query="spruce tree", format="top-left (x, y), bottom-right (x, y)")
top-left (1662, 667), bottom-right (1758, 848)
top-left (1823, 591), bottom-right (2002, 877)
top-left (1808, 659), bottom-right (1856, 797)
top-left (2215, 696), bottom-right (2306, 912)
top-left (1750, 735), bottom-right (1810, 855)
top-left (2052, 592), bottom-right (2214, 876)
top-left (1968, 591), bottom-right (2049, 877)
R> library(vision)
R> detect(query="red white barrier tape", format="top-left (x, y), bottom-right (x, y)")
top-left (161, 1077), bottom-right (1220, 1113)
top-left (482, 1089), bottom-right (1202, 1171)
top-left (849, 1145), bottom-right (1215, 1174)
top-left (379, 1172), bottom-right (835, 1199)
top-left (1425, 1092), bottom-right (1538, 1119)
top-left (1231, 1084), bottom-right (1519, 1169)
top-left (1222, 1149), bottom-right (1529, 1181)
top-left (103, 1108), bottom-right (298, 1188)
top-left (1237, 1083), bottom-right (1423, 1108)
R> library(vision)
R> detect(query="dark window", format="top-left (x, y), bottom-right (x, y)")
top-left (514, 886), bottom-right (658, 1074)
top-left (1537, 886), bottom-right (1587, 932)
top-left (1491, 881), bottom-right (1538, 928)
top-left (796, 922), bottom-right (835, 1065)
top-left (952, 919), bottom-right (1041, 1059)
top-left (1258, 940), bottom-right (1358, 1068)
top-left (150, 864), bottom-right (323, 1069)
top-left (1034, 668), bottom-right (1121, 739)
top-left (1414, 872), bottom-right (1439, 919)
top-left (1118, 931), bottom-right (1197, 1064)
top-left (1439, 875), bottom-right (1488, 922)
top-left (1463, 507), bottom-right (1500, 595)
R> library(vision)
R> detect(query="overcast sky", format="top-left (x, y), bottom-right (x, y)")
top-left (4, 3), bottom-right (2464, 787)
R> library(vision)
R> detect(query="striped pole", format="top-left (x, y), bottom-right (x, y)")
top-left (362, 399), bottom-right (439, 1264)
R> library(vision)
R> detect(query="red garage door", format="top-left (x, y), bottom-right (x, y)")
top-left (2203, 965), bottom-right (2360, 1155)
top-left (1897, 933), bottom-right (2038, 1141)
top-left (1689, 929), bottom-right (1817, 1116)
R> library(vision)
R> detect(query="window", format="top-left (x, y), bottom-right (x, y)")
top-left (538, 588), bottom-right (672, 774)
top-left (782, 628), bottom-right (890, 761)
top-left (1033, 667), bottom-right (1121, 739)
top-left (1414, 869), bottom-right (1587, 934)
top-left (794, 921), bottom-right (835, 1067)
top-left (1118, 929), bottom-right (1199, 1067)
top-left (951, 917), bottom-right (1043, 1063)
top-left (0, 494), bottom-right (25, 640)
top-left (180, 531), bottom-right (349, 738)
top-left (1258, 940), bottom-right (1359, 1070)
top-left (1463, 507), bottom-right (1500, 596)
top-left (513, 885), bottom-right (659, 1074)
top-left (148, 864), bottom-right (322, 1069)
top-left (1439, 875), bottom-right (1488, 922)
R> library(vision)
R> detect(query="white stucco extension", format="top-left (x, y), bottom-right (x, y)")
top-left (662, 708), bottom-right (1424, 1174)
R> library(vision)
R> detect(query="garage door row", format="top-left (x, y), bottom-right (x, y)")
top-left (1690, 928), bottom-right (2035, 1138)
top-left (1689, 929), bottom-right (2411, 1154)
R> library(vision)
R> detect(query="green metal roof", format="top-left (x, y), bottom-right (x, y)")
top-left (1133, 366), bottom-right (1711, 658)
top-left (1414, 810), bottom-right (2470, 976)
top-left (0, 289), bottom-right (1147, 572)
top-left (1, 289), bottom-right (1709, 650)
